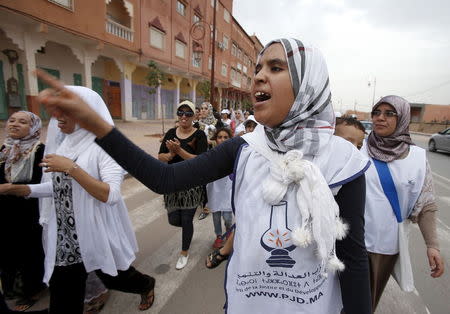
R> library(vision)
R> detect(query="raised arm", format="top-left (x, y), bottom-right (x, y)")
top-left (334, 174), bottom-right (371, 314)
top-left (96, 128), bottom-right (245, 194)
top-left (34, 70), bottom-right (244, 194)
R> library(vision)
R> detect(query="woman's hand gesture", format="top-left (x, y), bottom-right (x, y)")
top-left (35, 70), bottom-right (112, 138)
top-left (166, 139), bottom-right (181, 155)
top-left (427, 247), bottom-right (444, 278)
top-left (40, 154), bottom-right (75, 174)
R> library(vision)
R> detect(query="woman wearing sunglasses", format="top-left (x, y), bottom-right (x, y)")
top-left (362, 96), bottom-right (444, 311)
top-left (158, 101), bottom-right (208, 270)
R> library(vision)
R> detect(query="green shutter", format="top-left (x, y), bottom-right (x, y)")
top-left (37, 68), bottom-right (60, 119)
top-left (16, 64), bottom-right (26, 109)
top-left (37, 67), bottom-right (60, 91)
top-left (0, 60), bottom-right (6, 119)
top-left (91, 76), bottom-right (104, 100)
top-left (73, 73), bottom-right (82, 86)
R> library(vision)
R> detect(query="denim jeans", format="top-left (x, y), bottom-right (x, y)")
top-left (212, 211), bottom-right (233, 236)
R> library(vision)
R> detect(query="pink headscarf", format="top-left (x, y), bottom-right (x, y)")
top-left (367, 95), bottom-right (414, 162)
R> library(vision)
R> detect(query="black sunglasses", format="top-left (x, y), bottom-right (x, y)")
top-left (177, 110), bottom-right (194, 117)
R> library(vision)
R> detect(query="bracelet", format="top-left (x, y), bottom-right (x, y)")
top-left (64, 163), bottom-right (79, 176)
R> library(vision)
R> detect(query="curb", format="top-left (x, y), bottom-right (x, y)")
top-left (410, 131), bottom-right (431, 137)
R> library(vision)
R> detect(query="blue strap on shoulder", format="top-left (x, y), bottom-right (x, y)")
top-left (372, 158), bottom-right (403, 223)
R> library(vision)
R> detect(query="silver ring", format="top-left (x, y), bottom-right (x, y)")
top-left (43, 163), bottom-right (48, 167)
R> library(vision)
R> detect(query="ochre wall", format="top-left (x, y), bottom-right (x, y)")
top-left (422, 105), bottom-right (450, 122)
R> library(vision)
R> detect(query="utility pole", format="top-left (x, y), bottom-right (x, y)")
top-left (368, 77), bottom-right (377, 106)
top-left (209, 0), bottom-right (217, 108)
top-left (372, 77), bottom-right (377, 107)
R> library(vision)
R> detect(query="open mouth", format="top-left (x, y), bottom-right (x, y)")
top-left (254, 91), bottom-right (271, 102)
top-left (57, 120), bottom-right (67, 128)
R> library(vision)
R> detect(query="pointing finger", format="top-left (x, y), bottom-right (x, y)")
top-left (34, 69), bottom-right (66, 92)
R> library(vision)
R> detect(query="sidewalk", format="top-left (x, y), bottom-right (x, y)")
top-left (0, 119), bottom-right (176, 156)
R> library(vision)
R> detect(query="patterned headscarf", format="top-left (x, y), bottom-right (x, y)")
top-left (0, 111), bottom-right (42, 182)
top-left (199, 102), bottom-right (217, 125)
top-left (367, 95), bottom-right (414, 162)
top-left (262, 38), bottom-right (335, 157)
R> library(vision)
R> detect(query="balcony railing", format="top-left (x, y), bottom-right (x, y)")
top-left (106, 18), bottom-right (134, 42)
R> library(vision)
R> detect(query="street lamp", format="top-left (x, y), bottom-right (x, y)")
top-left (210, 0), bottom-right (217, 108)
top-left (189, 0), bottom-right (218, 109)
top-left (368, 77), bottom-right (376, 107)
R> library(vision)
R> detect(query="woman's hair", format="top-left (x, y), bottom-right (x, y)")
top-left (336, 116), bottom-right (366, 134)
top-left (211, 127), bottom-right (232, 140)
top-left (213, 112), bottom-right (224, 129)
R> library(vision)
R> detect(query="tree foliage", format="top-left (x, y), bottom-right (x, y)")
top-left (197, 80), bottom-right (211, 100)
top-left (242, 97), bottom-right (253, 111)
top-left (146, 60), bottom-right (166, 95)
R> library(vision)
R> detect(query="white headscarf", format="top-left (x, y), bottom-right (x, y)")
top-left (40, 86), bottom-right (114, 224)
top-left (262, 38), bottom-right (335, 157)
top-left (233, 109), bottom-right (245, 126)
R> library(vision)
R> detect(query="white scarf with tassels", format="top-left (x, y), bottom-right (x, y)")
top-left (243, 126), bottom-right (354, 275)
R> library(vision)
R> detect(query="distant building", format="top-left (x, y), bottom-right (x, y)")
top-left (0, 0), bottom-right (263, 120)
top-left (345, 103), bottom-right (450, 124)
top-left (410, 103), bottom-right (450, 123)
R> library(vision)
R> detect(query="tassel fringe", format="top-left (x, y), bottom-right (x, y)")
top-left (327, 255), bottom-right (345, 272)
top-left (335, 218), bottom-right (349, 240)
top-left (291, 227), bottom-right (312, 247)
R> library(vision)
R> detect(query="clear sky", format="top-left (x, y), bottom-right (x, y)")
top-left (233, 0), bottom-right (450, 112)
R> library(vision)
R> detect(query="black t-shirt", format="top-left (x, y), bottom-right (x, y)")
top-left (158, 127), bottom-right (208, 164)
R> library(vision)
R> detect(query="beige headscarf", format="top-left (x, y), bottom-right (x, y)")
top-left (0, 111), bottom-right (42, 182)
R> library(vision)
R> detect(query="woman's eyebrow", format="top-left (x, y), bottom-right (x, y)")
top-left (267, 58), bottom-right (288, 67)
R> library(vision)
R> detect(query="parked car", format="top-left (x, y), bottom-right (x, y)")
top-left (359, 120), bottom-right (373, 134)
top-left (428, 128), bottom-right (450, 152)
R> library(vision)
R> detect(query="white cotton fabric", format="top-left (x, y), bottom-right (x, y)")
top-left (234, 123), bottom-right (245, 136)
top-left (206, 175), bottom-right (232, 212)
top-left (362, 143), bottom-right (426, 254)
top-left (226, 143), bottom-right (343, 313)
top-left (243, 125), bottom-right (369, 274)
top-left (30, 86), bottom-right (138, 283)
